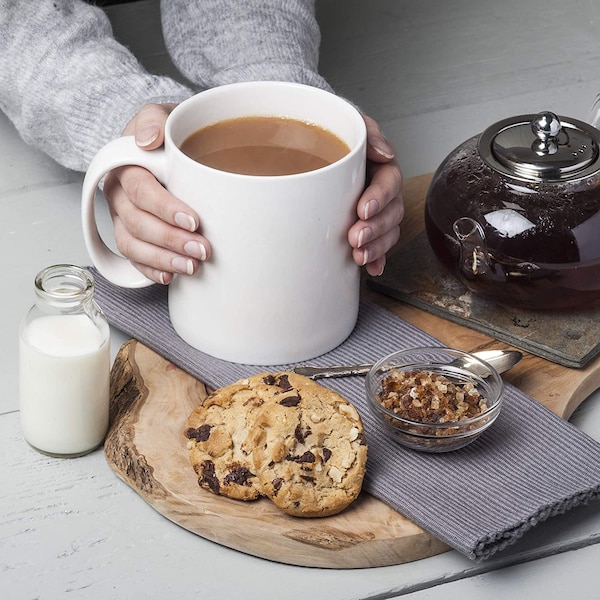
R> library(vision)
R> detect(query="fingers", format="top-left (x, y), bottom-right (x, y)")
top-left (111, 213), bottom-right (195, 285)
top-left (348, 114), bottom-right (404, 275)
top-left (349, 157), bottom-right (404, 275)
top-left (103, 164), bottom-right (211, 285)
top-left (108, 164), bottom-right (200, 234)
top-left (363, 255), bottom-right (387, 278)
top-left (101, 101), bottom-right (210, 285)
top-left (351, 196), bottom-right (402, 275)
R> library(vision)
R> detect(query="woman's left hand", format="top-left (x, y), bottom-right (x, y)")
top-left (348, 114), bottom-right (404, 276)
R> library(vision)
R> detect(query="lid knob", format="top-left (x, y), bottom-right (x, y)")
top-left (531, 111), bottom-right (561, 140)
top-left (531, 112), bottom-right (561, 155)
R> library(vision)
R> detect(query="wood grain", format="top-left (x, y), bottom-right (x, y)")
top-left (104, 174), bottom-right (600, 568)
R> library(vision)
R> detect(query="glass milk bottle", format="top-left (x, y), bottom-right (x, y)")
top-left (19, 265), bottom-right (110, 457)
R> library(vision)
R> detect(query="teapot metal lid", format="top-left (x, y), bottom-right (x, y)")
top-left (478, 111), bottom-right (600, 182)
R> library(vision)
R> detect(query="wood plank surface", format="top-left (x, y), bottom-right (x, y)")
top-left (104, 174), bottom-right (600, 568)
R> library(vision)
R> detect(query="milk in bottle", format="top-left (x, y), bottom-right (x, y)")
top-left (19, 265), bottom-right (110, 457)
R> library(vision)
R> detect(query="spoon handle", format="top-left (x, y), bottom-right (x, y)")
top-left (291, 364), bottom-right (373, 379)
top-left (291, 350), bottom-right (522, 380)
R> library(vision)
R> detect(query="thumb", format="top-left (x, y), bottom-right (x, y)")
top-left (362, 114), bottom-right (395, 162)
top-left (126, 103), bottom-right (176, 150)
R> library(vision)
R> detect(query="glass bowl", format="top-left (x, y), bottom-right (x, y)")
top-left (365, 347), bottom-right (504, 453)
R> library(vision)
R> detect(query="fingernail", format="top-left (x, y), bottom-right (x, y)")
top-left (357, 227), bottom-right (373, 248)
top-left (137, 126), bottom-right (159, 147)
top-left (361, 248), bottom-right (370, 266)
top-left (368, 136), bottom-right (395, 159)
top-left (156, 271), bottom-right (168, 285)
top-left (172, 257), bottom-right (194, 275)
top-left (175, 212), bottom-right (197, 232)
top-left (364, 199), bottom-right (379, 220)
top-left (184, 240), bottom-right (207, 261)
top-left (376, 256), bottom-right (386, 276)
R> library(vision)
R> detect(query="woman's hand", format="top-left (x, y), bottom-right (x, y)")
top-left (348, 114), bottom-right (404, 276)
top-left (102, 103), bottom-right (211, 285)
top-left (102, 105), bottom-right (403, 284)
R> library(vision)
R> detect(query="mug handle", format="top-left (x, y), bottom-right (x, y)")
top-left (81, 136), bottom-right (168, 288)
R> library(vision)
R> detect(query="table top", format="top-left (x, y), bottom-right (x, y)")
top-left (3, 1), bottom-right (600, 597)
top-left (0, 0), bottom-right (600, 600)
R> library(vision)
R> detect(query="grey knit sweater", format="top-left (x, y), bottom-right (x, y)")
top-left (0, 0), bottom-right (332, 172)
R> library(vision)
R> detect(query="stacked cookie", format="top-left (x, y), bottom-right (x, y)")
top-left (184, 372), bottom-right (367, 517)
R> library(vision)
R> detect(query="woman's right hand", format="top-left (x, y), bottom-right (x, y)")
top-left (102, 103), bottom-right (211, 285)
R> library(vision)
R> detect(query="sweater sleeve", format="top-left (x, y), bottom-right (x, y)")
top-left (0, 0), bottom-right (193, 172)
top-left (160, 0), bottom-right (334, 93)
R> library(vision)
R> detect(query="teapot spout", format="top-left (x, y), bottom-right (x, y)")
top-left (452, 217), bottom-right (491, 276)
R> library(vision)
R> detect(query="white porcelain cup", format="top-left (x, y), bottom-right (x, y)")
top-left (81, 81), bottom-right (367, 364)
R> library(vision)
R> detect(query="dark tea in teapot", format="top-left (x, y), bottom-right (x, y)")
top-left (425, 112), bottom-right (600, 310)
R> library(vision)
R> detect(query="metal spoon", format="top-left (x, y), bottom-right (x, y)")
top-left (291, 349), bottom-right (523, 380)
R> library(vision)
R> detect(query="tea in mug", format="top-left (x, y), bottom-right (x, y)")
top-left (180, 116), bottom-right (350, 176)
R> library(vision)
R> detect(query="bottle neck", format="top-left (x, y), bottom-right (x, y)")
top-left (34, 264), bottom-right (96, 313)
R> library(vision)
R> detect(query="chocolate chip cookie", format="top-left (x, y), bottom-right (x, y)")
top-left (184, 379), bottom-right (271, 501)
top-left (248, 372), bottom-right (368, 517)
top-left (185, 372), bottom-right (367, 516)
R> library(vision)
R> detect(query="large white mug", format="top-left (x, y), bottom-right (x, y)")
top-left (81, 81), bottom-right (367, 364)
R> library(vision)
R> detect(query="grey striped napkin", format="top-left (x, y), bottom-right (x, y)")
top-left (91, 268), bottom-right (600, 561)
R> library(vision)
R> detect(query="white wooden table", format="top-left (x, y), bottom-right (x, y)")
top-left (2, 1), bottom-right (600, 597)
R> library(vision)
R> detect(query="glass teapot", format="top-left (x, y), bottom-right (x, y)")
top-left (424, 111), bottom-right (600, 310)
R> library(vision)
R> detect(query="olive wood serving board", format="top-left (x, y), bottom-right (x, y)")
top-left (103, 174), bottom-right (600, 568)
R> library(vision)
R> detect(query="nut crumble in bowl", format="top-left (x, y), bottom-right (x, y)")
top-left (365, 347), bottom-right (504, 452)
